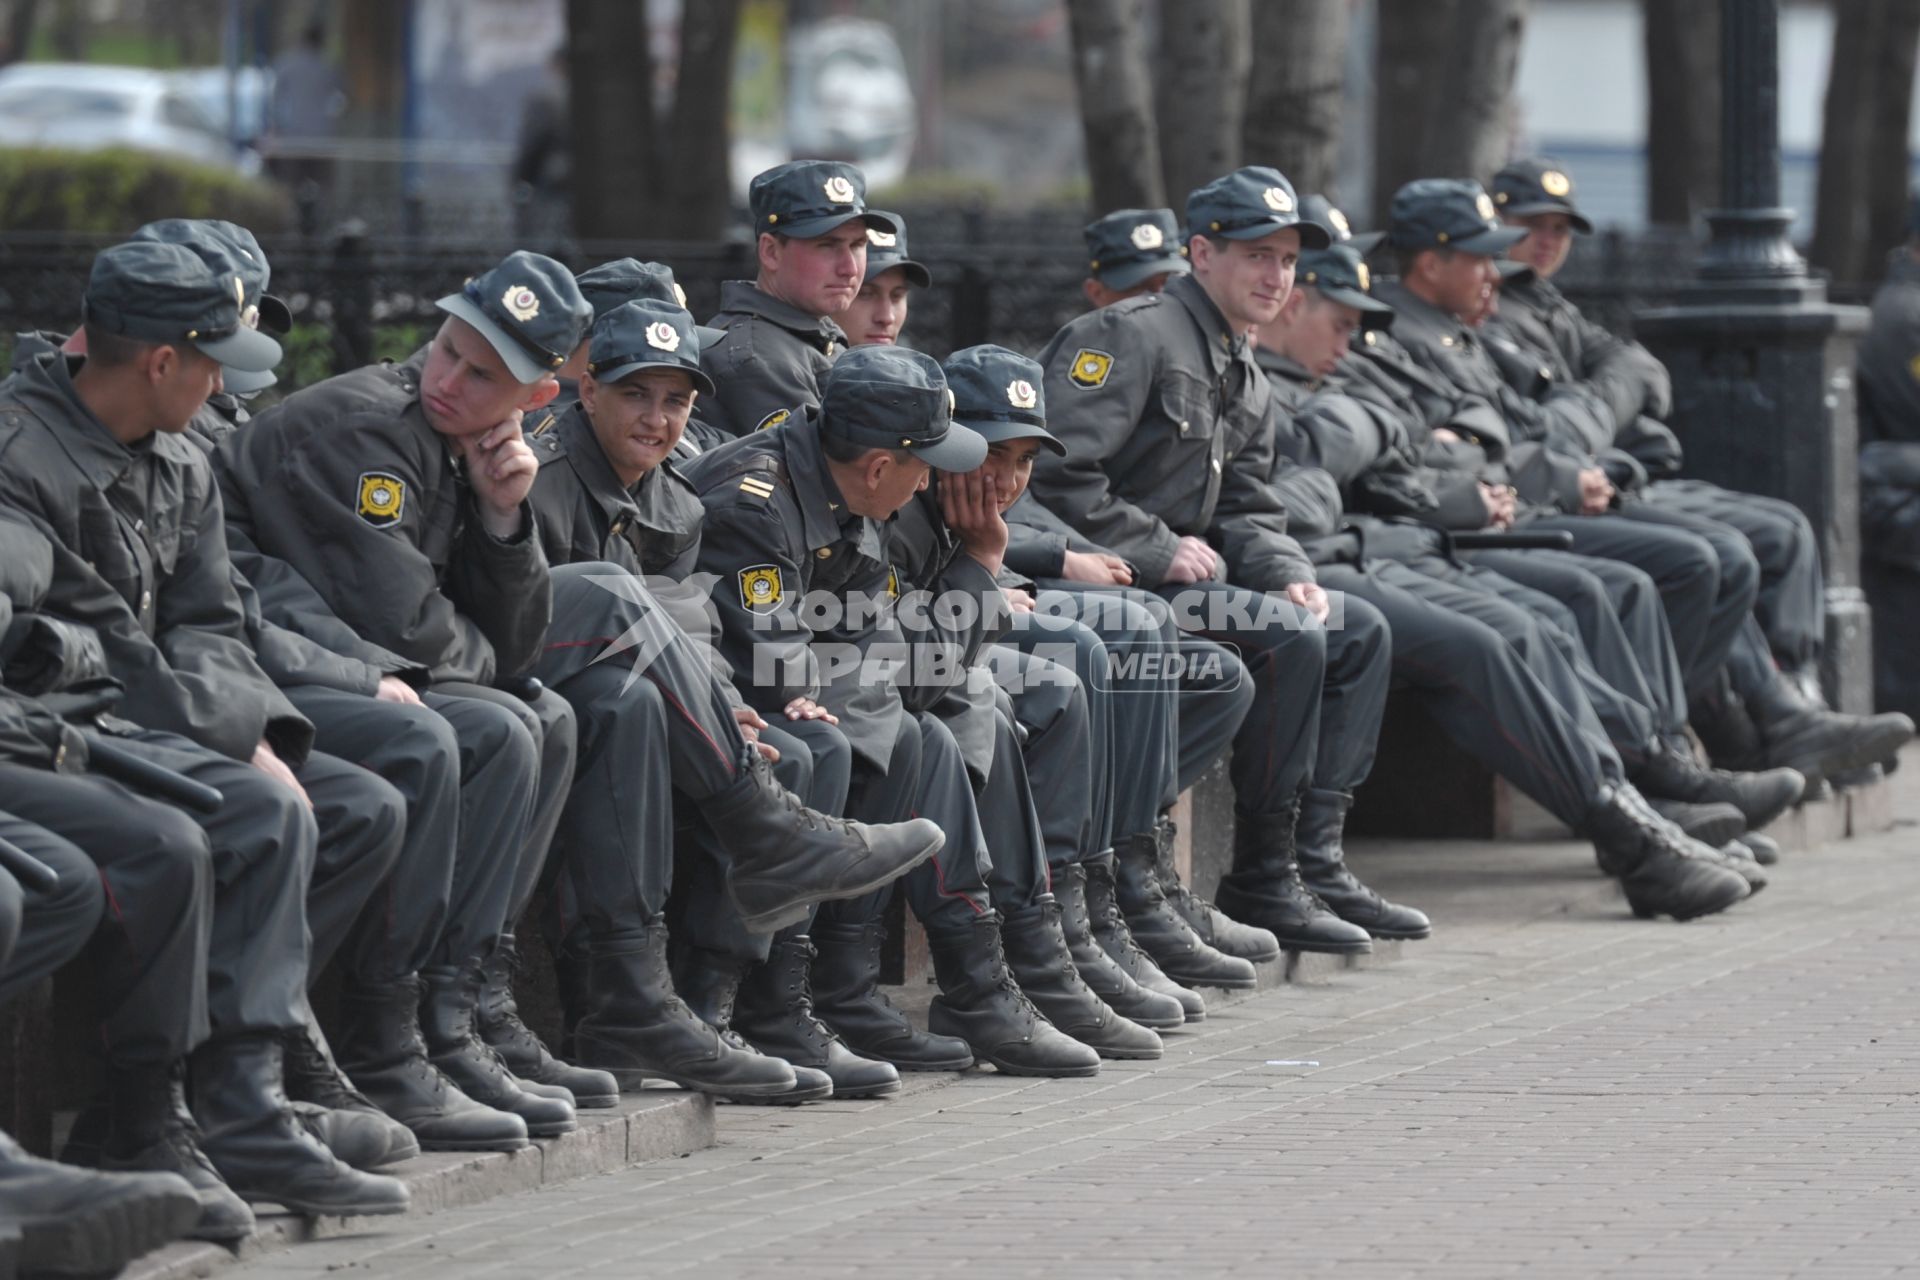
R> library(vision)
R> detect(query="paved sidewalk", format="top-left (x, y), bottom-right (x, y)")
top-left (227, 762), bottom-right (1920, 1280)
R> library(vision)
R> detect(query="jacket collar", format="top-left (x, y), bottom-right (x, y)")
top-left (1165, 273), bottom-right (1240, 376)
top-left (555, 403), bottom-right (640, 530)
top-left (782, 416), bottom-right (883, 564)
top-left (717, 281), bottom-right (848, 352)
top-left (14, 353), bottom-right (144, 491)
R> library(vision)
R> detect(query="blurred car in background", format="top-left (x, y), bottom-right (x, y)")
top-left (0, 62), bottom-right (259, 173)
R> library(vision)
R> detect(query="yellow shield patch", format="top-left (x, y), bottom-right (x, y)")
top-left (738, 564), bottom-right (783, 612)
top-left (357, 472), bottom-right (406, 527)
top-left (1068, 348), bottom-right (1114, 389)
top-left (1908, 353), bottom-right (1920, 384)
top-left (886, 564), bottom-right (901, 600)
top-left (756, 408), bottom-right (792, 432)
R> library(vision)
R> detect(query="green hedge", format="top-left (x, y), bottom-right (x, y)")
top-left (0, 147), bottom-right (292, 235)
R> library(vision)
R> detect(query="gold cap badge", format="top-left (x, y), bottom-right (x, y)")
top-left (503, 285), bottom-right (541, 322)
top-left (1130, 223), bottom-right (1164, 251)
top-left (645, 321), bottom-right (680, 352)
top-left (1475, 193), bottom-right (1497, 221)
top-left (1263, 186), bottom-right (1294, 213)
top-left (1007, 379), bottom-right (1037, 409)
top-left (1541, 170), bottom-right (1572, 197)
top-left (823, 175), bottom-right (855, 204)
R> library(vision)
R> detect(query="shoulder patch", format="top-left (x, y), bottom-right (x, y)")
top-left (357, 472), bottom-right (406, 527)
top-left (528, 410), bottom-right (559, 437)
top-left (756, 408), bottom-right (792, 432)
top-left (1067, 349), bottom-right (1115, 389)
top-left (886, 563), bottom-right (901, 599)
top-left (738, 564), bottom-right (783, 612)
top-left (738, 475), bottom-right (776, 499)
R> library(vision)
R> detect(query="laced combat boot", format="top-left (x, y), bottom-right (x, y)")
top-left (732, 936), bottom-right (901, 1098)
top-left (1213, 801), bottom-right (1375, 955)
top-left (476, 935), bottom-right (619, 1108)
top-left (1629, 739), bottom-right (1805, 829)
top-left (1152, 817), bottom-right (1281, 963)
top-left (1585, 784), bottom-right (1754, 920)
top-left (333, 975), bottom-right (529, 1152)
top-left (674, 946), bottom-right (833, 1105)
top-left (93, 1064), bottom-right (253, 1242)
top-left (280, 1007), bottom-right (418, 1167)
top-left (810, 920), bottom-right (975, 1070)
top-left (1294, 790), bottom-right (1431, 941)
top-left (188, 1034), bottom-right (409, 1218)
top-left (1084, 852), bottom-right (1205, 1020)
top-left (999, 898), bottom-right (1162, 1059)
top-left (570, 917), bottom-right (799, 1099)
top-left (1054, 863), bottom-right (1184, 1030)
top-left (925, 913), bottom-right (1101, 1078)
top-left (701, 750), bottom-right (946, 933)
top-left (1644, 798), bottom-right (1749, 849)
top-left (0, 1129), bottom-right (201, 1275)
top-left (1741, 678), bottom-right (1915, 784)
top-left (420, 962), bottom-right (576, 1136)
top-left (1113, 832), bottom-right (1257, 988)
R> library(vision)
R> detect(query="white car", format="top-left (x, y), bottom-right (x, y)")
top-left (0, 63), bottom-right (255, 173)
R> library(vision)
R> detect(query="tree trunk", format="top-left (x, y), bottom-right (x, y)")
top-left (1241, 0), bottom-right (1350, 199)
top-left (566, 0), bottom-right (656, 244)
top-left (1810, 0), bottom-right (1920, 284)
top-left (1156, 0), bottom-right (1249, 210)
top-left (1372, 0), bottom-right (1460, 227)
top-left (1642, 0), bottom-right (1719, 229)
top-left (656, 0), bottom-right (742, 241)
top-left (339, 0), bottom-right (406, 128)
top-left (1064, 0), bottom-right (1165, 214)
top-left (2, 0), bottom-right (41, 66)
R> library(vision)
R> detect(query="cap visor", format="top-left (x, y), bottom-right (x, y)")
top-left (1453, 225), bottom-right (1530, 255)
top-left (595, 357), bottom-right (717, 398)
top-left (1098, 256), bottom-right (1190, 290)
top-left (780, 209), bottom-right (895, 240)
top-left (1500, 200), bottom-right (1594, 234)
top-left (865, 257), bottom-right (932, 289)
top-left (1218, 215), bottom-right (1331, 250)
top-left (954, 417), bottom-right (1067, 457)
top-left (194, 324), bottom-right (281, 375)
top-left (220, 365), bottom-right (279, 395)
top-left (436, 294), bottom-right (544, 384)
top-left (912, 421), bottom-right (988, 472)
top-left (260, 294), bottom-right (293, 336)
top-left (1319, 285), bottom-right (1395, 326)
top-left (1347, 230), bottom-right (1387, 256)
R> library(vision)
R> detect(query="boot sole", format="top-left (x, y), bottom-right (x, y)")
top-left (1156, 968), bottom-right (1258, 990)
top-left (888, 1056), bottom-right (976, 1072)
top-left (564, 1093), bottom-right (621, 1109)
top-left (1778, 724), bottom-right (1914, 786)
top-left (414, 1135), bottom-right (530, 1153)
top-left (1626, 879), bottom-right (1750, 922)
top-left (18, 1188), bottom-right (201, 1276)
top-left (733, 833), bottom-right (945, 935)
top-left (521, 1119), bottom-right (578, 1137)
top-left (823, 1078), bottom-right (902, 1098)
top-left (1363, 924), bottom-right (1433, 941)
top-left (1090, 1043), bottom-right (1163, 1060)
top-left (1216, 946), bottom-right (1283, 965)
top-left (601, 1067), bottom-right (798, 1098)
top-left (1272, 939), bottom-right (1374, 957)
top-left (723, 1081), bottom-right (835, 1106)
top-left (1102, 1006), bottom-right (1185, 1031)
top-left (242, 1191), bottom-right (410, 1218)
top-left (975, 1054), bottom-right (1101, 1079)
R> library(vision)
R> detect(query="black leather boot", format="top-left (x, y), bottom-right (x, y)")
top-left (810, 921), bottom-right (975, 1070)
top-left (1055, 864), bottom-right (1184, 1030)
top-left (95, 1064), bottom-right (254, 1242)
top-left (1113, 832), bottom-right (1257, 988)
top-left (0, 1129), bottom-right (201, 1274)
top-left (1294, 790), bottom-right (1431, 941)
top-left (732, 937), bottom-right (901, 1098)
top-left (925, 913), bottom-right (1101, 1078)
top-left (674, 946), bottom-right (833, 1105)
top-left (280, 1008), bottom-right (418, 1167)
top-left (1084, 853), bottom-right (1204, 1020)
top-left (702, 750), bottom-right (946, 933)
top-left (188, 1034), bottom-right (409, 1218)
top-left (419, 963), bottom-right (576, 1137)
top-left (1000, 898), bottom-right (1161, 1060)
top-left (477, 935), bottom-right (619, 1109)
top-left (1645, 798), bottom-right (1750, 848)
top-left (1629, 739), bottom-right (1805, 828)
top-left (1213, 802), bottom-right (1374, 955)
top-left (1585, 784), bottom-right (1754, 920)
top-left (1153, 817), bottom-right (1281, 963)
top-left (334, 975), bottom-right (530, 1153)
top-left (571, 918), bottom-right (799, 1099)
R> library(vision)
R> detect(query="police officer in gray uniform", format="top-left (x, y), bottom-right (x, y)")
top-left (687, 346), bottom-right (1098, 1077)
top-left (697, 161), bottom-right (897, 443)
top-left (0, 240), bottom-right (410, 1221)
top-left (1031, 166), bottom-right (1405, 954)
top-left (1079, 207), bottom-right (1191, 308)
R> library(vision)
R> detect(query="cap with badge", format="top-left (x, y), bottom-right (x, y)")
top-left (586, 299), bottom-right (716, 396)
top-left (436, 249), bottom-right (593, 385)
top-left (132, 218), bottom-right (290, 393)
top-left (1083, 208), bottom-right (1189, 289)
top-left (1387, 179), bottom-right (1528, 255)
top-left (860, 210), bottom-right (931, 287)
top-left (1490, 158), bottom-right (1594, 234)
top-left (819, 344), bottom-right (986, 472)
top-left (575, 257), bottom-right (724, 347)
top-left (749, 160), bottom-right (901, 240)
top-left (1297, 194), bottom-right (1385, 257)
top-left (1296, 244), bottom-right (1394, 330)
top-left (83, 238), bottom-right (283, 373)
top-left (942, 344), bottom-right (1064, 456)
top-left (1186, 166), bottom-right (1332, 249)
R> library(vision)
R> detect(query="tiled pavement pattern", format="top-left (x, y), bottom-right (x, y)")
top-left (230, 761), bottom-right (1920, 1280)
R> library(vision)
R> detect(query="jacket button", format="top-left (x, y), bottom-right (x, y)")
top-left (816, 548), bottom-right (832, 559)
top-left (54, 743), bottom-right (67, 767)
top-left (1178, 420), bottom-right (1189, 434)
top-left (140, 590), bottom-right (151, 610)
top-left (1211, 457), bottom-right (1222, 473)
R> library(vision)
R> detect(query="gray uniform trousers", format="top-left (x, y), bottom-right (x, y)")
top-left (1153, 582), bottom-right (1391, 818)
top-left (979, 649), bottom-right (1089, 903)
top-left (1644, 479), bottom-right (1824, 673)
top-left (0, 862), bottom-right (18, 971)
top-left (0, 790), bottom-right (210, 1068)
top-left (1315, 561), bottom-right (1624, 827)
top-left (288, 751), bottom-right (407, 984)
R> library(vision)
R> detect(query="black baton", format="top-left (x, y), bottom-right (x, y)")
top-left (1449, 531), bottom-right (1577, 551)
top-left (0, 834), bottom-right (59, 894)
top-left (86, 738), bottom-right (224, 813)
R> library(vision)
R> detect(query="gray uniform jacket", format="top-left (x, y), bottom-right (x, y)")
top-left (683, 417), bottom-right (904, 770)
top-left (527, 402), bottom-right (704, 577)
top-left (1032, 274), bottom-right (1313, 590)
top-left (0, 514), bottom-right (100, 773)
top-left (0, 353), bottom-right (311, 763)
top-left (1002, 492), bottom-right (1130, 582)
top-left (215, 352), bottom-right (551, 687)
top-left (698, 281), bottom-right (845, 444)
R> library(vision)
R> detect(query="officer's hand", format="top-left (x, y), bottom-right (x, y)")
top-left (733, 706), bottom-right (779, 761)
top-left (375, 676), bottom-right (423, 706)
top-left (939, 469), bottom-right (1008, 575)
top-left (1062, 550), bottom-right (1134, 586)
top-left (1431, 427), bottom-right (1463, 445)
top-left (1160, 535), bottom-right (1219, 586)
top-left (1577, 467), bottom-right (1615, 516)
top-left (251, 739), bottom-right (312, 810)
top-left (781, 696), bottom-right (839, 725)
top-left (1285, 581), bottom-right (1332, 624)
top-left (467, 411), bottom-right (537, 538)
top-left (1480, 481), bottom-right (1516, 530)
top-left (1004, 587), bottom-right (1036, 613)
